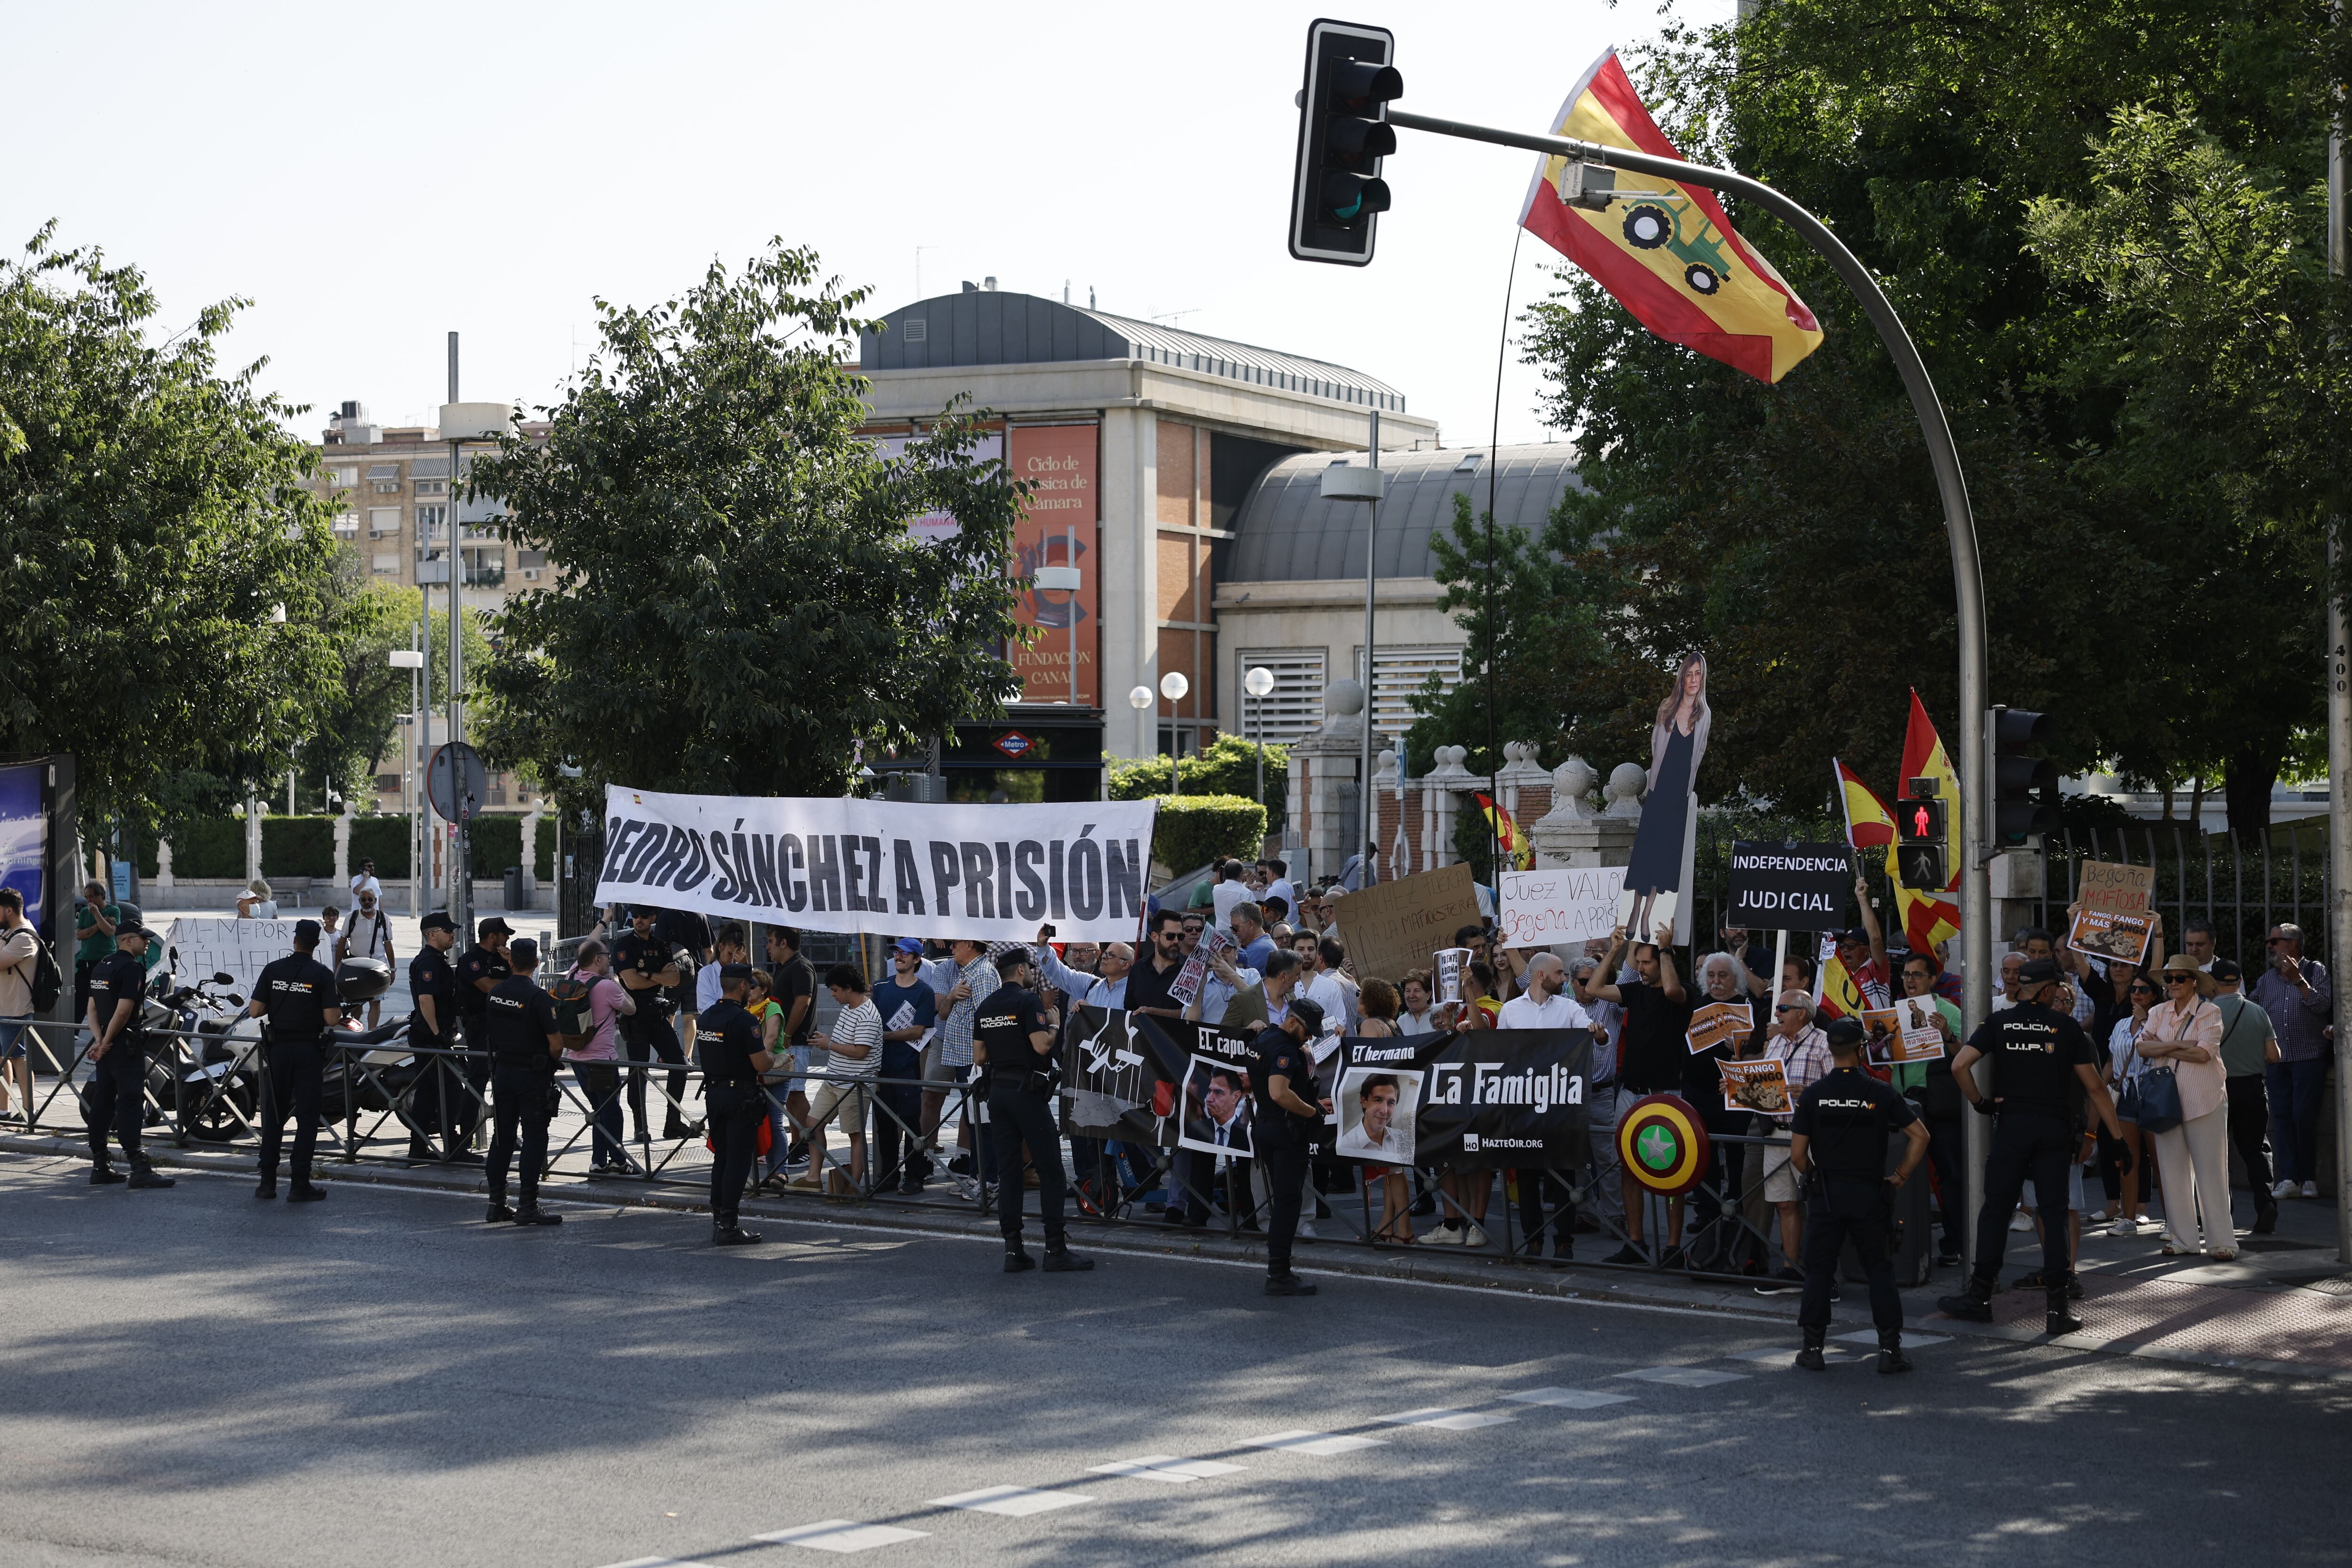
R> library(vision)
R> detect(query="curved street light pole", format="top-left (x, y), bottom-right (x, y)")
top-left (1386, 104), bottom-right (1993, 1250)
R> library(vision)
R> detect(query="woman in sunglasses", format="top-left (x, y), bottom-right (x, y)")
top-left (2100, 967), bottom-right (2160, 1235)
top-left (2137, 958), bottom-right (2233, 1259)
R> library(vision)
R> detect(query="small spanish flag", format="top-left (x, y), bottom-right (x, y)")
top-left (1474, 792), bottom-right (1535, 871)
top-left (1519, 48), bottom-right (1825, 383)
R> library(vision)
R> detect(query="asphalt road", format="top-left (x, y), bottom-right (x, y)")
top-left (4, 1155), bottom-right (2345, 1568)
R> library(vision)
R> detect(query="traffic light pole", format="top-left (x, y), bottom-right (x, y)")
top-left (1385, 103), bottom-right (1994, 1246)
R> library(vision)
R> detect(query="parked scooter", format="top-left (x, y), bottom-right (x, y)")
top-left (159, 970), bottom-right (264, 1144)
top-left (316, 957), bottom-right (419, 1124)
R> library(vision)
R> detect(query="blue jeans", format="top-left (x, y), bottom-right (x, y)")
top-left (2267, 1058), bottom-right (2329, 1184)
top-left (572, 1062), bottom-right (625, 1169)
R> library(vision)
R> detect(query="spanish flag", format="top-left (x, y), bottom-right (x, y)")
top-left (1896, 691), bottom-right (1963, 955)
top-left (1474, 792), bottom-right (1535, 871)
top-left (1518, 48), bottom-right (1825, 383)
top-left (1821, 760), bottom-right (1893, 1019)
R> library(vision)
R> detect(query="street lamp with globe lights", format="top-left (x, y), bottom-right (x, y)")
top-left (1159, 671), bottom-right (1190, 796)
top-left (1244, 665), bottom-right (1276, 807)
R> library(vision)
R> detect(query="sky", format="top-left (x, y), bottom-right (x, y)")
top-left (4, 0), bottom-right (1733, 449)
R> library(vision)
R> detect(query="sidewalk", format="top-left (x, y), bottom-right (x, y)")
top-left (8, 1125), bottom-right (2349, 1383)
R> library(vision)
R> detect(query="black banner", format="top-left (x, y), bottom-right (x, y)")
top-left (1338, 1029), bottom-right (1591, 1168)
top-left (1724, 839), bottom-right (1851, 931)
top-left (1060, 1006), bottom-right (1261, 1147)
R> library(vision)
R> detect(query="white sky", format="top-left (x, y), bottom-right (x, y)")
top-left (4, 0), bottom-right (1732, 449)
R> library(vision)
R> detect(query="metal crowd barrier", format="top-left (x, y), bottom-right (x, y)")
top-left (3, 1015), bottom-right (1826, 1283)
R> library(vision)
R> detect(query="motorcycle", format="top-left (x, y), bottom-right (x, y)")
top-left (316, 956), bottom-right (422, 1125)
top-left (159, 970), bottom-right (264, 1143)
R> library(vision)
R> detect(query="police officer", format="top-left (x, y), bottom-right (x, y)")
top-left (246, 919), bottom-right (338, 1202)
top-left (83, 922), bottom-right (174, 1189)
top-left (612, 907), bottom-right (692, 1143)
top-left (478, 938), bottom-right (565, 1226)
top-left (1248, 995), bottom-right (1327, 1297)
top-left (452, 916), bottom-right (514, 1156)
top-left (1938, 955), bottom-right (2130, 1335)
top-left (697, 962), bottom-right (768, 1246)
top-left (975, 948), bottom-right (1092, 1274)
top-left (405, 912), bottom-right (474, 1162)
top-left (1788, 1018), bottom-right (1931, 1371)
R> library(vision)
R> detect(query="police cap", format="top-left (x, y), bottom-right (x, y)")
top-left (1824, 1017), bottom-right (1866, 1051)
top-left (420, 912), bottom-right (458, 934)
top-left (2017, 956), bottom-right (2062, 985)
top-left (1288, 997), bottom-right (1327, 1037)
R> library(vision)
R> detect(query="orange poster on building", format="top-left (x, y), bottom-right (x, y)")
top-left (1008, 423), bottom-right (1100, 705)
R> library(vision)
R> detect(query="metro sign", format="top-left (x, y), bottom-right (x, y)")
top-left (993, 731), bottom-right (1034, 759)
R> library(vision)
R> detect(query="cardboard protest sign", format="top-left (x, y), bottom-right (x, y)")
top-left (1887, 995), bottom-right (1947, 1063)
top-left (1340, 1030), bottom-right (1592, 1167)
top-left (1719, 1058), bottom-right (1790, 1116)
top-left (2068, 906), bottom-right (2154, 967)
top-left (2076, 859), bottom-right (2154, 915)
top-left (1724, 841), bottom-right (1850, 931)
top-left (1496, 866), bottom-right (1626, 950)
top-left (1332, 864), bottom-right (1484, 984)
top-left (164, 918), bottom-right (301, 1000)
top-left (1685, 999), bottom-right (1753, 1055)
top-left (1335, 1060), bottom-right (1424, 1162)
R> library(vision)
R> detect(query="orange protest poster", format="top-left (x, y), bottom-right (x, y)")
top-left (1007, 423), bottom-right (1099, 704)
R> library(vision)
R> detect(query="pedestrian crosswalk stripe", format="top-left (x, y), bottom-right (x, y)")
top-left (1373, 1408), bottom-right (1516, 1429)
top-left (929, 1486), bottom-right (1093, 1517)
top-left (1833, 1330), bottom-right (1949, 1347)
top-left (754, 1520), bottom-right (930, 1553)
top-left (1728, 1345), bottom-right (1862, 1366)
top-left (1088, 1456), bottom-right (1247, 1483)
top-left (1244, 1429), bottom-right (1389, 1456)
top-left (1503, 1386), bottom-right (1637, 1409)
top-left (1615, 1365), bottom-right (1750, 1387)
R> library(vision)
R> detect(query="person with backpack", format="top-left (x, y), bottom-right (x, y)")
top-left (556, 939), bottom-right (637, 1176)
top-left (0, 887), bottom-right (48, 1122)
top-left (335, 886), bottom-right (397, 1028)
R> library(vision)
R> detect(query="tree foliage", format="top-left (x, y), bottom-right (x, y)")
top-left (1468, 2), bottom-right (2352, 838)
top-left (295, 570), bottom-right (490, 811)
top-left (0, 223), bottom-right (342, 830)
top-left (467, 243), bottom-right (1030, 816)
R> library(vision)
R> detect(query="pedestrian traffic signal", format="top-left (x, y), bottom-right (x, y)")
top-left (1991, 707), bottom-right (2059, 845)
top-left (1896, 784), bottom-right (1947, 890)
top-left (1289, 20), bottom-right (1400, 266)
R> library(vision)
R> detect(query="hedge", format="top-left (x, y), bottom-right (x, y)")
top-left (1110, 734), bottom-right (1288, 826)
top-left (139, 814), bottom-right (555, 883)
top-left (1149, 795), bottom-right (1268, 877)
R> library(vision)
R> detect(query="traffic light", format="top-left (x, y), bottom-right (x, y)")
top-left (1289, 20), bottom-right (1400, 266)
top-left (1895, 778), bottom-right (1947, 890)
top-left (1991, 707), bottom-right (2059, 845)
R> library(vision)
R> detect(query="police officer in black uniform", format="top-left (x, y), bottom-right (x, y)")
top-left (405, 912), bottom-right (475, 1162)
top-left (83, 923), bottom-right (174, 1189)
top-left (697, 962), bottom-right (768, 1246)
top-left (975, 948), bottom-right (1092, 1274)
top-left (477, 938), bottom-right (564, 1226)
top-left (246, 919), bottom-right (338, 1202)
top-left (1938, 956), bottom-right (2130, 1335)
top-left (1788, 1018), bottom-right (1931, 1371)
top-left (612, 907), bottom-right (692, 1143)
top-left (1248, 995), bottom-right (1327, 1297)
top-left (448, 916), bottom-right (514, 1157)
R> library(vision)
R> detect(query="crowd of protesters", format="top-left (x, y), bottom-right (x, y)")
top-left (30, 845), bottom-right (2333, 1296)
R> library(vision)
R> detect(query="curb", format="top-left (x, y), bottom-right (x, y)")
top-left (11, 1131), bottom-right (2344, 1383)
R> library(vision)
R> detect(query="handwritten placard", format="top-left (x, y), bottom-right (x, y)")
top-left (1331, 864), bottom-right (1485, 985)
top-left (2076, 860), bottom-right (2153, 915)
top-left (1497, 865), bottom-right (1628, 950)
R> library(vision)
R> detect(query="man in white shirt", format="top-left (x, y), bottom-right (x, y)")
top-left (1293, 932), bottom-right (1355, 1032)
top-left (695, 924), bottom-right (750, 1017)
top-left (335, 886), bottom-right (398, 1026)
top-left (349, 858), bottom-right (383, 904)
top-left (1210, 858), bottom-right (1251, 935)
top-left (1259, 859), bottom-right (1297, 927)
top-left (1496, 953), bottom-right (1593, 1031)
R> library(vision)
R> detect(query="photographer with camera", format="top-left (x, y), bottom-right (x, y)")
top-left (976, 948), bottom-right (1091, 1274)
top-left (246, 919), bottom-right (339, 1203)
top-left (478, 938), bottom-right (565, 1228)
top-left (613, 907), bottom-right (693, 1143)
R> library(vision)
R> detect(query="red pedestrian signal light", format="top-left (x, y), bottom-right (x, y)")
top-left (1289, 20), bottom-right (1400, 266)
top-left (1897, 783), bottom-right (1947, 890)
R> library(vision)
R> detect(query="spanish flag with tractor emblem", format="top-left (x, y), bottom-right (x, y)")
top-left (1475, 792), bottom-right (1535, 872)
top-left (1518, 48), bottom-right (1825, 383)
top-left (1896, 691), bottom-right (1964, 956)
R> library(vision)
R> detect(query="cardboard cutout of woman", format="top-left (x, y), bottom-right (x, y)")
top-left (1621, 653), bottom-right (1710, 942)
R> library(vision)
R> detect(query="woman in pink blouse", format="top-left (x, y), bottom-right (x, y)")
top-left (2138, 956), bottom-right (2233, 1260)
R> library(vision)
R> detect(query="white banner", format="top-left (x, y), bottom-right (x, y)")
top-left (1496, 866), bottom-right (1627, 950)
top-left (164, 918), bottom-right (302, 999)
top-left (592, 785), bottom-right (1159, 944)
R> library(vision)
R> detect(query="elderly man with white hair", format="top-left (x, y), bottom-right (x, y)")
top-left (1747, 987), bottom-right (1833, 1291)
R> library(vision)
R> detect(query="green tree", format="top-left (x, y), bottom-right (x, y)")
top-left (466, 243), bottom-right (1029, 814)
top-left (295, 570), bottom-right (492, 811)
top-left (1509, 4), bottom-right (2349, 831)
top-left (0, 223), bottom-right (342, 830)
